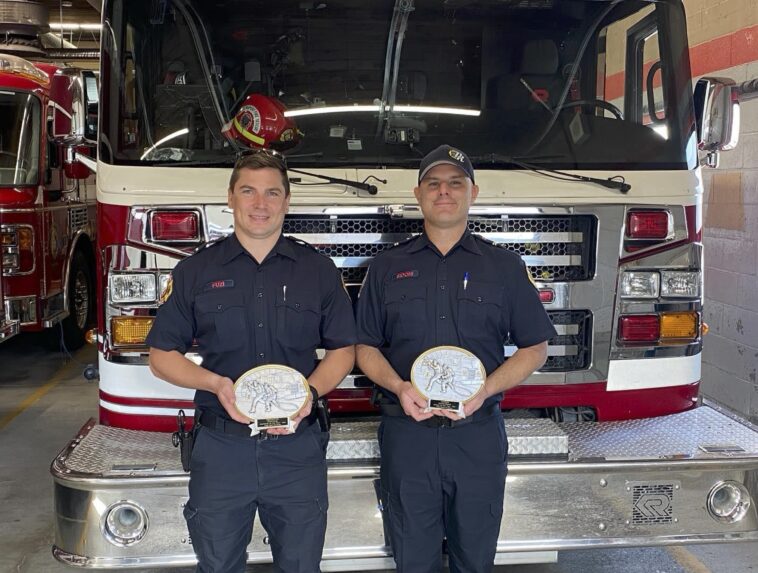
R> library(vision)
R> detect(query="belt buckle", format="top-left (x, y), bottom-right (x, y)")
top-left (258, 430), bottom-right (279, 441)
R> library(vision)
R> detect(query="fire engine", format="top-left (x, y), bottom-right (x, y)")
top-left (52, 0), bottom-right (758, 569)
top-left (0, 54), bottom-right (97, 350)
top-left (0, 253), bottom-right (18, 341)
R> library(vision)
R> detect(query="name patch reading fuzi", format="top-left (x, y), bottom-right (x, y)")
top-left (205, 279), bottom-right (235, 290)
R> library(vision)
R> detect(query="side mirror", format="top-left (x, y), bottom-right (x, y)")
top-left (81, 71), bottom-right (99, 144)
top-left (694, 77), bottom-right (740, 168)
top-left (64, 144), bottom-right (96, 179)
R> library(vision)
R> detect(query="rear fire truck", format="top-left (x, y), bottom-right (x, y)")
top-left (0, 54), bottom-right (97, 349)
top-left (52, 0), bottom-right (758, 568)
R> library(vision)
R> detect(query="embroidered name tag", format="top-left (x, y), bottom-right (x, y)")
top-left (394, 270), bottom-right (419, 281)
top-left (205, 279), bottom-right (235, 290)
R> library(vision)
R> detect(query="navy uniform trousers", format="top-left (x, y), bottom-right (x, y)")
top-left (184, 419), bottom-right (329, 573)
top-left (378, 412), bottom-right (508, 573)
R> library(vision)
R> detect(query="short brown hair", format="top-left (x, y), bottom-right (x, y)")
top-left (228, 151), bottom-right (290, 195)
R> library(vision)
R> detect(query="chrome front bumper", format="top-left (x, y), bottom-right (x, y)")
top-left (52, 406), bottom-right (758, 569)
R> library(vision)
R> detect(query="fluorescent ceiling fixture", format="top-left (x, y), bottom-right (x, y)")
top-left (140, 128), bottom-right (190, 160)
top-left (284, 104), bottom-right (480, 118)
top-left (393, 105), bottom-right (480, 116)
top-left (49, 23), bottom-right (102, 31)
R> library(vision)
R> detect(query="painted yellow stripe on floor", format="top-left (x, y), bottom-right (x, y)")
top-left (0, 353), bottom-right (82, 431)
top-left (666, 546), bottom-right (712, 573)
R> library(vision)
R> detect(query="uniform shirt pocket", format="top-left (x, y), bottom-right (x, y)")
top-left (276, 290), bottom-right (320, 351)
top-left (383, 281), bottom-right (427, 342)
top-left (194, 291), bottom-right (246, 351)
top-left (457, 282), bottom-right (505, 343)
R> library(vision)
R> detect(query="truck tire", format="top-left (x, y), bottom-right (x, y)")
top-left (58, 251), bottom-right (94, 351)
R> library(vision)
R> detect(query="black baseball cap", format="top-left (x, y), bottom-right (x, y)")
top-left (418, 145), bottom-right (475, 183)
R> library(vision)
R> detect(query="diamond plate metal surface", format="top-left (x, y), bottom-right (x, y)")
top-left (62, 425), bottom-right (182, 475)
top-left (59, 407), bottom-right (758, 473)
top-left (507, 418), bottom-right (568, 456)
top-left (562, 407), bottom-right (758, 461)
top-left (326, 418), bottom-right (568, 460)
top-left (327, 421), bottom-right (381, 461)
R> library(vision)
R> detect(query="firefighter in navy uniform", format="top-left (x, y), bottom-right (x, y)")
top-left (355, 145), bottom-right (557, 573)
top-left (147, 149), bottom-right (355, 573)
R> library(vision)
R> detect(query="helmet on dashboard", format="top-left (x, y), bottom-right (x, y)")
top-left (222, 94), bottom-right (301, 150)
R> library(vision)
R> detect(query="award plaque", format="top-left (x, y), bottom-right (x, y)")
top-left (233, 365), bottom-right (309, 434)
top-left (410, 346), bottom-right (486, 415)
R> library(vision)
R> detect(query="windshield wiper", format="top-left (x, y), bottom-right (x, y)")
top-left (289, 168), bottom-right (382, 195)
top-left (471, 154), bottom-right (631, 194)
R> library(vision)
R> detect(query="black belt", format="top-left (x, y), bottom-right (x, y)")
top-left (198, 410), bottom-right (314, 440)
top-left (379, 401), bottom-right (501, 428)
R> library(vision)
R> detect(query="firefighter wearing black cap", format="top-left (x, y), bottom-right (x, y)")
top-left (147, 151), bottom-right (356, 573)
top-left (356, 144), bottom-right (557, 573)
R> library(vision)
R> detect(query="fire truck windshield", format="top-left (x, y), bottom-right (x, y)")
top-left (0, 92), bottom-right (40, 186)
top-left (100, 0), bottom-right (696, 171)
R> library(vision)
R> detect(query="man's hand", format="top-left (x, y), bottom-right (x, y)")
top-left (213, 375), bottom-right (252, 424)
top-left (397, 382), bottom-right (434, 421)
top-left (267, 396), bottom-right (314, 435)
top-left (462, 385), bottom-right (488, 417)
top-left (437, 383), bottom-right (489, 421)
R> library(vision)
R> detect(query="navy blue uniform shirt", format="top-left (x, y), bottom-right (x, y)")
top-left (355, 230), bottom-right (556, 405)
top-left (146, 233), bottom-right (356, 418)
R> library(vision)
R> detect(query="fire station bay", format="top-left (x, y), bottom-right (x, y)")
top-left (2, 1), bottom-right (758, 572)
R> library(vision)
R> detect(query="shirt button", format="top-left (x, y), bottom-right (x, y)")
top-left (259, 352), bottom-right (265, 358)
top-left (295, 303), bottom-right (300, 309)
top-left (257, 293), bottom-right (263, 298)
top-left (440, 285), bottom-right (446, 290)
top-left (477, 296), bottom-right (483, 302)
top-left (439, 315), bottom-right (446, 320)
top-left (216, 304), bottom-right (222, 310)
top-left (257, 323), bottom-right (263, 328)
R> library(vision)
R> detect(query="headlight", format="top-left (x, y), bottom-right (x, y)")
top-left (109, 273), bottom-right (157, 303)
top-left (660, 271), bottom-right (700, 298)
top-left (620, 271), bottom-right (659, 299)
top-left (103, 501), bottom-right (148, 546)
top-left (707, 481), bottom-right (751, 524)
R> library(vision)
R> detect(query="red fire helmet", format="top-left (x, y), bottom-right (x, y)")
top-left (222, 94), bottom-right (301, 149)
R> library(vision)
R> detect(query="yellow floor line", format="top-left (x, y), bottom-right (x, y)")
top-left (0, 352), bottom-right (83, 431)
top-left (666, 546), bottom-right (712, 573)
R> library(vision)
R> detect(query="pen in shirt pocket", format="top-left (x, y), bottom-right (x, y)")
top-left (463, 272), bottom-right (470, 291)
top-left (283, 284), bottom-right (287, 302)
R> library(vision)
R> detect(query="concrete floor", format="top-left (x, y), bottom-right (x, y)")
top-left (1, 334), bottom-right (757, 573)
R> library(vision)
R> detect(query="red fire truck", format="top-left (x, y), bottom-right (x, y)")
top-left (0, 254), bottom-right (18, 342)
top-left (0, 54), bottom-right (97, 350)
top-left (52, 0), bottom-right (758, 569)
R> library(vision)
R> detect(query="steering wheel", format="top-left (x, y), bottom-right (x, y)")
top-left (558, 99), bottom-right (623, 120)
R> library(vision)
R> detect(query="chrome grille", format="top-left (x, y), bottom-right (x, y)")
top-left (505, 310), bottom-right (592, 372)
top-left (283, 214), bottom-right (596, 285)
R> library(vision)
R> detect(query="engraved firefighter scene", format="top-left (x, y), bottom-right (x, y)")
top-left (411, 347), bottom-right (485, 403)
top-left (234, 366), bottom-right (308, 420)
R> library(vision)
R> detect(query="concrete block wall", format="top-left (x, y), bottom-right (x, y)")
top-left (683, 0), bottom-right (758, 422)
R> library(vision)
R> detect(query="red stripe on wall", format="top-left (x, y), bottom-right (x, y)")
top-left (606, 24), bottom-right (758, 101)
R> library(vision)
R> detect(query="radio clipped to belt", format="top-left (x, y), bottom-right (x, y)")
top-left (172, 409), bottom-right (196, 472)
top-left (313, 397), bottom-right (331, 432)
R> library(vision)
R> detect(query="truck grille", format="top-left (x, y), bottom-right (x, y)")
top-left (283, 214), bottom-right (596, 285)
top-left (504, 310), bottom-right (592, 372)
